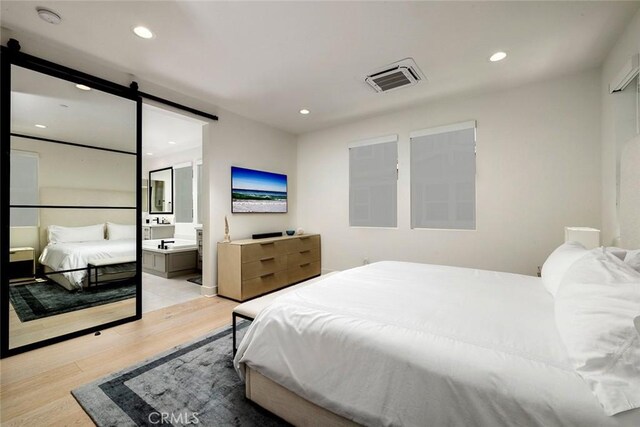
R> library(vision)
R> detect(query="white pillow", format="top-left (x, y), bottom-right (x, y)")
top-left (540, 241), bottom-right (588, 296)
top-left (555, 249), bottom-right (640, 415)
top-left (625, 249), bottom-right (640, 273)
top-left (48, 224), bottom-right (105, 243)
top-left (107, 222), bottom-right (136, 240)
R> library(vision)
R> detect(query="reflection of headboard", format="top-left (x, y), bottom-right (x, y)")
top-left (620, 135), bottom-right (640, 249)
top-left (38, 187), bottom-right (136, 251)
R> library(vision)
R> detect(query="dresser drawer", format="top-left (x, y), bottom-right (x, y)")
top-left (241, 241), bottom-right (288, 263)
top-left (291, 235), bottom-right (320, 253)
top-left (242, 270), bottom-right (288, 300)
top-left (287, 248), bottom-right (320, 269)
top-left (288, 261), bottom-right (321, 284)
top-left (242, 255), bottom-right (287, 280)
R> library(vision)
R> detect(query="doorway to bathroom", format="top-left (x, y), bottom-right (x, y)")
top-left (141, 103), bottom-right (206, 312)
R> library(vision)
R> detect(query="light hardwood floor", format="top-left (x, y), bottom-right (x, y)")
top-left (0, 296), bottom-right (238, 426)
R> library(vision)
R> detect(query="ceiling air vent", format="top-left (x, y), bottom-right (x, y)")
top-left (365, 58), bottom-right (425, 93)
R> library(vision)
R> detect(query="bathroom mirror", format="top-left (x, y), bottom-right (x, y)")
top-left (149, 167), bottom-right (173, 214)
top-left (1, 44), bottom-right (141, 357)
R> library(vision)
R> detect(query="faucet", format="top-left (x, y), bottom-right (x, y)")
top-left (158, 239), bottom-right (174, 250)
top-left (153, 217), bottom-right (159, 224)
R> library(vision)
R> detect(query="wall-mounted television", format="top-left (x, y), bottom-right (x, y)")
top-left (231, 166), bottom-right (287, 213)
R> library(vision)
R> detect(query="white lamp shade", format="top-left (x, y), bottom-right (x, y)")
top-left (565, 227), bottom-right (600, 249)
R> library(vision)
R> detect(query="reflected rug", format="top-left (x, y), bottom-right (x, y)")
top-left (187, 276), bottom-right (202, 285)
top-left (9, 280), bottom-right (136, 322)
top-left (72, 323), bottom-right (288, 426)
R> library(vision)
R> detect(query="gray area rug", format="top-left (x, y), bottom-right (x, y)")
top-left (72, 323), bottom-right (288, 426)
top-left (9, 280), bottom-right (136, 322)
top-left (186, 276), bottom-right (202, 286)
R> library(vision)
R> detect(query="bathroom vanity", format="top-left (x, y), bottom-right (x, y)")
top-left (142, 224), bottom-right (175, 240)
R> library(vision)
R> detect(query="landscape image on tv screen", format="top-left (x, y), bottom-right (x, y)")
top-left (231, 166), bottom-right (287, 213)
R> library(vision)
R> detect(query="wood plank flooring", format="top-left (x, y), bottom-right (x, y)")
top-left (0, 296), bottom-right (238, 426)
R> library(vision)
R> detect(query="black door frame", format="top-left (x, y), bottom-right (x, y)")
top-left (0, 39), bottom-right (143, 358)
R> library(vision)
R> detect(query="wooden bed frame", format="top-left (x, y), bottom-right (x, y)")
top-left (245, 366), bottom-right (356, 426)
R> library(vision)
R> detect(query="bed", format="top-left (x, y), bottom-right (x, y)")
top-left (39, 223), bottom-right (136, 292)
top-left (35, 188), bottom-right (138, 291)
top-left (234, 261), bottom-right (640, 426)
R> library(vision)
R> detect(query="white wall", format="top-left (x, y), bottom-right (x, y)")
top-left (601, 9), bottom-right (640, 246)
top-left (2, 30), bottom-right (298, 296)
top-left (203, 110), bottom-right (297, 293)
top-left (296, 69), bottom-right (602, 276)
top-left (143, 146), bottom-right (202, 177)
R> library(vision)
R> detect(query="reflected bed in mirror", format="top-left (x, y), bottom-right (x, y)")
top-left (149, 167), bottom-right (173, 214)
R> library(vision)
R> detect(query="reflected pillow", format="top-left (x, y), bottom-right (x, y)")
top-left (48, 224), bottom-right (104, 243)
top-left (540, 241), bottom-right (588, 296)
top-left (107, 222), bottom-right (136, 241)
top-left (555, 249), bottom-right (640, 415)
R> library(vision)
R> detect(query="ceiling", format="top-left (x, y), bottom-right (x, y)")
top-left (11, 64), bottom-right (137, 152)
top-left (142, 104), bottom-right (203, 158)
top-left (1, 1), bottom-right (638, 135)
top-left (10, 63), bottom-right (202, 155)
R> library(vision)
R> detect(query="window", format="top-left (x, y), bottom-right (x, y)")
top-left (349, 135), bottom-right (398, 227)
top-left (174, 164), bottom-right (193, 223)
top-left (196, 161), bottom-right (203, 224)
top-left (410, 121), bottom-right (476, 230)
top-left (9, 150), bottom-right (38, 227)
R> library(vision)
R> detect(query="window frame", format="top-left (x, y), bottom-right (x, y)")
top-left (409, 121), bottom-right (477, 231)
top-left (348, 134), bottom-right (399, 229)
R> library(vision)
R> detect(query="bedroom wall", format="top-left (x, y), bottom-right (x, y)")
top-left (2, 29), bottom-right (298, 296)
top-left (296, 69), bottom-right (602, 276)
top-left (601, 9), bottom-right (640, 246)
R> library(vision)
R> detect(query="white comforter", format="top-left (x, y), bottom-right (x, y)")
top-left (39, 239), bottom-right (135, 289)
top-left (235, 261), bottom-right (640, 426)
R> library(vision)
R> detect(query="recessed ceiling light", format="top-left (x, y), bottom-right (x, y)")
top-left (133, 26), bottom-right (154, 39)
top-left (168, 141), bottom-right (176, 145)
top-left (35, 124), bottom-right (47, 129)
top-left (299, 109), bottom-right (310, 115)
top-left (36, 7), bottom-right (61, 25)
top-left (146, 152), bottom-right (154, 156)
top-left (489, 51), bottom-right (507, 62)
top-left (75, 84), bottom-right (91, 91)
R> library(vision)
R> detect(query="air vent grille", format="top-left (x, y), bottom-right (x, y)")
top-left (365, 58), bottom-right (425, 93)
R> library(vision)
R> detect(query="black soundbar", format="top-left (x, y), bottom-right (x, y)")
top-left (252, 232), bottom-right (283, 240)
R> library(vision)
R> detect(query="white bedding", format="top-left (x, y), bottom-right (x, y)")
top-left (39, 239), bottom-right (135, 290)
top-left (235, 261), bottom-right (640, 426)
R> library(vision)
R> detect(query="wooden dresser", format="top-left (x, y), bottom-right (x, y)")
top-left (217, 234), bottom-right (321, 301)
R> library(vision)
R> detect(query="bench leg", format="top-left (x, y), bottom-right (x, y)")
top-left (232, 312), bottom-right (237, 357)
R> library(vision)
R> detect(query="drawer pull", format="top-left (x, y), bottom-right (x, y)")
top-left (260, 257), bottom-right (275, 262)
top-left (260, 272), bottom-right (275, 278)
top-left (300, 263), bottom-right (311, 267)
top-left (259, 242), bottom-right (275, 246)
top-left (299, 236), bottom-right (310, 240)
top-left (300, 250), bottom-right (311, 254)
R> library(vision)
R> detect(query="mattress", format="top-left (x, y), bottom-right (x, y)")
top-left (235, 261), bottom-right (640, 426)
top-left (39, 239), bottom-right (135, 290)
